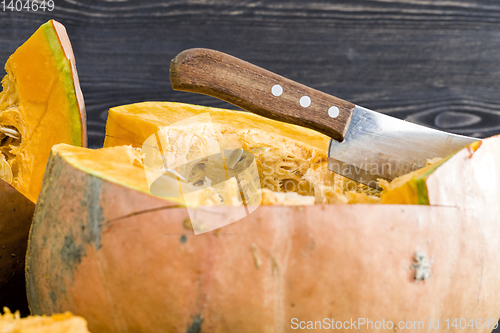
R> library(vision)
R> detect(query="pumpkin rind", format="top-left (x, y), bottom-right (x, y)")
top-left (0, 181), bottom-right (35, 314)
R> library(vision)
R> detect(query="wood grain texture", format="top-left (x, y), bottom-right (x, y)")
top-left (1, 1), bottom-right (500, 148)
top-left (171, 48), bottom-right (355, 141)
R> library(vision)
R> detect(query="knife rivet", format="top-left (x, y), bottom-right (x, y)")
top-left (328, 106), bottom-right (340, 118)
top-left (300, 96), bottom-right (311, 108)
top-left (271, 85), bottom-right (283, 96)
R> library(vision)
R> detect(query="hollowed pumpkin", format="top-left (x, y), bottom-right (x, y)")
top-left (26, 102), bottom-right (499, 332)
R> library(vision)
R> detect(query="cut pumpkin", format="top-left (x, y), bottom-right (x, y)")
top-left (26, 101), bottom-right (499, 332)
top-left (0, 19), bottom-right (86, 203)
top-left (0, 308), bottom-right (90, 333)
top-left (104, 101), bottom-right (379, 204)
top-left (0, 20), bottom-right (85, 314)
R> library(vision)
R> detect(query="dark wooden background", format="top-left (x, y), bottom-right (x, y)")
top-left (2, 0), bottom-right (500, 148)
top-left (1, 0), bottom-right (500, 326)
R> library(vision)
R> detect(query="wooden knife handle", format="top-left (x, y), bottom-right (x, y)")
top-left (170, 48), bottom-right (355, 141)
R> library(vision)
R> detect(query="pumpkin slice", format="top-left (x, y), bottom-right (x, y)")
top-left (0, 308), bottom-right (90, 333)
top-left (0, 20), bottom-right (86, 314)
top-left (0, 19), bottom-right (86, 203)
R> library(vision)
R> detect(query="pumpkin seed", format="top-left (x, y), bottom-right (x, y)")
top-left (0, 156), bottom-right (13, 184)
top-left (227, 148), bottom-right (244, 169)
top-left (249, 146), bottom-right (271, 154)
top-left (0, 125), bottom-right (20, 140)
top-left (160, 168), bottom-right (187, 183)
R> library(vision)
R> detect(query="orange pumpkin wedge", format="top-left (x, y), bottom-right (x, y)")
top-left (0, 20), bottom-right (86, 202)
top-left (0, 20), bottom-right (86, 312)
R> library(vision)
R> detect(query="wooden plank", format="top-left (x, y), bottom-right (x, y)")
top-left (1, 0), bottom-right (500, 148)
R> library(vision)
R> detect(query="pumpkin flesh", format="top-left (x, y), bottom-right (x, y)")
top-left (0, 20), bottom-right (86, 203)
top-left (0, 308), bottom-right (89, 333)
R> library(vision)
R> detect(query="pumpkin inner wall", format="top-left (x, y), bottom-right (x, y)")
top-left (103, 102), bottom-right (382, 205)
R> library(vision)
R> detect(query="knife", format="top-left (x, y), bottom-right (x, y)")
top-left (169, 48), bottom-right (479, 189)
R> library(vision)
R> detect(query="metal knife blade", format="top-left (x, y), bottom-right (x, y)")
top-left (328, 106), bottom-right (478, 189)
top-left (170, 48), bottom-right (480, 189)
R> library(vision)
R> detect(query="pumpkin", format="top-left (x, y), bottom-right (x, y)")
top-left (26, 102), bottom-right (499, 332)
top-left (0, 20), bottom-right (86, 312)
top-left (104, 102), bottom-right (379, 203)
top-left (0, 307), bottom-right (90, 332)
